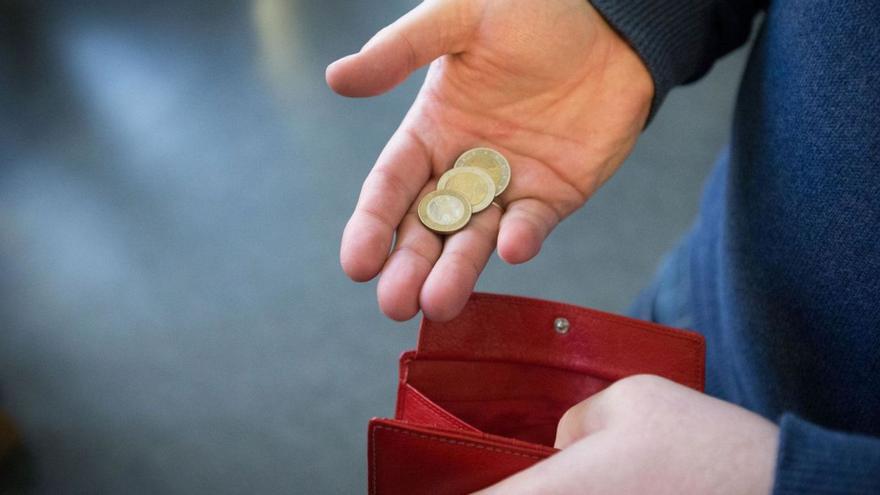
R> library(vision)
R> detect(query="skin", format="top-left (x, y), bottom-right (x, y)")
top-left (327, 1), bottom-right (779, 492)
top-left (326, 0), bottom-right (651, 322)
top-left (475, 376), bottom-right (780, 495)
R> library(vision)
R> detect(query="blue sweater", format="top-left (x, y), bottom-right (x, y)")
top-left (591, 0), bottom-right (880, 492)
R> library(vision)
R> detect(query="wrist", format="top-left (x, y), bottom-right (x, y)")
top-left (587, 5), bottom-right (655, 129)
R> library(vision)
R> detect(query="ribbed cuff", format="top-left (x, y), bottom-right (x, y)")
top-left (588, 0), bottom-right (715, 124)
top-left (773, 414), bottom-right (880, 495)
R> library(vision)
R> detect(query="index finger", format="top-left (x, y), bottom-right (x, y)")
top-left (340, 128), bottom-right (432, 281)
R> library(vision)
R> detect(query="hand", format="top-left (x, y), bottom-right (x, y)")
top-left (475, 375), bottom-right (780, 494)
top-left (327, 0), bottom-right (653, 321)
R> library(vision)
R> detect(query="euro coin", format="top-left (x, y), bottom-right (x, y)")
top-left (418, 189), bottom-right (472, 234)
top-left (437, 166), bottom-right (496, 213)
top-left (454, 147), bottom-right (510, 196)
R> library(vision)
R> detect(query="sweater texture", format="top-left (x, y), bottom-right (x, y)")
top-left (594, 0), bottom-right (880, 492)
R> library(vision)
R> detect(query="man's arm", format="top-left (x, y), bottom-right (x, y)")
top-left (478, 375), bottom-right (880, 494)
top-left (592, 0), bottom-right (766, 120)
top-left (773, 414), bottom-right (880, 494)
top-left (326, 0), bottom-right (766, 321)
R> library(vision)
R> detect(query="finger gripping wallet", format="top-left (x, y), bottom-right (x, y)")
top-left (368, 293), bottom-right (705, 494)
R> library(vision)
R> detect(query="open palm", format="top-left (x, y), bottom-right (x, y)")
top-left (327, 0), bottom-right (653, 321)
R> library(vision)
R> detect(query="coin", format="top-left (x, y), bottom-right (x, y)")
top-left (437, 166), bottom-right (496, 213)
top-left (453, 147), bottom-right (510, 196)
top-left (418, 189), bottom-right (472, 234)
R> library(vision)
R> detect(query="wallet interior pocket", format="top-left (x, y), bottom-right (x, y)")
top-left (404, 359), bottom-right (609, 447)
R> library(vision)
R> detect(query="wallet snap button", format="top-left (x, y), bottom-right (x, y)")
top-left (554, 317), bottom-right (570, 334)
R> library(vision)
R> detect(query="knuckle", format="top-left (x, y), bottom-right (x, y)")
top-left (394, 243), bottom-right (435, 268)
top-left (369, 166), bottom-right (412, 201)
top-left (443, 250), bottom-right (482, 279)
top-left (607, 374), bottom-right (665, 403)
top-left (625, 373), bottom-right (667, 389)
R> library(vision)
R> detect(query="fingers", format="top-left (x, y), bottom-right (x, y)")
top-left (376, 184), bottom-right (443, 321)
top-left (377, 188), bottom-right (501, 322)
top-left (554, 376), bottom-right (665, 449)
top-left (476, 391), bottom-right (618, 494)
top-left (420, 204), bottom-right (502, 322)
top-left (340, 131), bottom-right (431, 282)
top-left (326, 0), bottom-right (475, 97)
top-left (497, 198), bottom-right (560, 264)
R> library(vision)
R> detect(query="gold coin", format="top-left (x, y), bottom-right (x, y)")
top-left (437, 166), bottom-right (496, 213)
top-left (418, 189), bottom-right (472, 234)
top-left (453, 147), bottom-right (511, 196)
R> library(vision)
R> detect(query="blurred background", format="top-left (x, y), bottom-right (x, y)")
top-left (0, 0), bottom-right (749, 493)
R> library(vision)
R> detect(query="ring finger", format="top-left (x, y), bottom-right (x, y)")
top-left (376, 182), bottom-right (444, 321)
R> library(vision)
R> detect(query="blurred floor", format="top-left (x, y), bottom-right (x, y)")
top-left (0, 1), bottom-right (749, 493)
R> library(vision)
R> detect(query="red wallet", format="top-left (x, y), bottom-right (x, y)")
top-left (368, 292), bottom-right (705, 494)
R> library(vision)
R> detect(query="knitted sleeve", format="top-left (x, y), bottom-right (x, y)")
top-left (589, 0), bottom-right (765, 121)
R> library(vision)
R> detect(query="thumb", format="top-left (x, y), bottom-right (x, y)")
top-left (555, 392), bottom-right (606, 449)
top-left (326, 0), bottom-right (475, 97)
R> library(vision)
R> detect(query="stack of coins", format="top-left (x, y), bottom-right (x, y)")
top-left (418, 147), bottom-right (510, 234)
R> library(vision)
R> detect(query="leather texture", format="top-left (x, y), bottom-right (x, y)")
top-left (368, 292), bottom-right (706, 494)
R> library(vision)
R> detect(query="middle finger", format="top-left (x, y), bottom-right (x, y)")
top-left (420, 202), bottom-right (503, 321)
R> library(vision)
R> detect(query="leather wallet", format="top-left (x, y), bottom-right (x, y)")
top-left (368, 292), bottom-right (705, 495)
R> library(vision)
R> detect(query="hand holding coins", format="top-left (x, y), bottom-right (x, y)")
top-left (418, 148), bottom-right (510, 234)
top-left (329, 0), bottom-right (652, 321)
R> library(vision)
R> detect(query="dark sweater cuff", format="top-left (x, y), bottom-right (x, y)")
top-left (588, 0), bottom-right (714, 123)
top-left (773, 414), bottom-right (880, 494)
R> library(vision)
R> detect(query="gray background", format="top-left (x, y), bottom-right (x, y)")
top-left (0, 1), bottom-right (749, 493)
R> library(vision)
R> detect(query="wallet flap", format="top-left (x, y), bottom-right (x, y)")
top-left (415, 293), bottom-right (705, 390)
